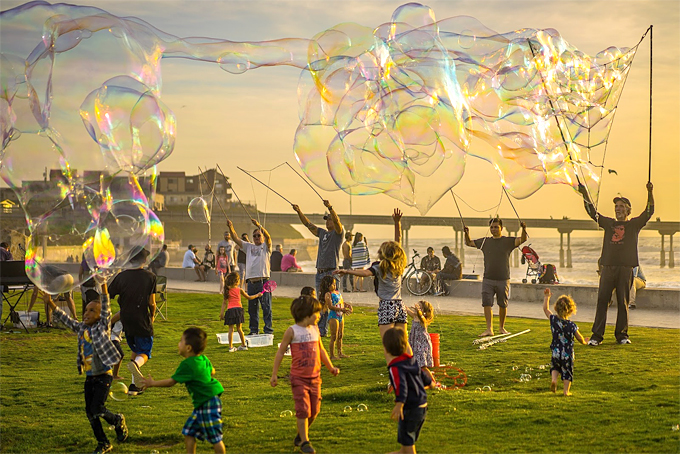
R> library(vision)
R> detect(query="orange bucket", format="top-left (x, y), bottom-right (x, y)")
top-left (429, 333), bottom-right (440, 367)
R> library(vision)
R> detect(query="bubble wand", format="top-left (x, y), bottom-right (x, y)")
top-left (237, 166), bottom-right (294, 205)
top-left (197, 166), bottom-right (234, 222)
top-left (286, 162), bottom-right (324, 202)
top-left (214, 164), bottom-right (254, 220)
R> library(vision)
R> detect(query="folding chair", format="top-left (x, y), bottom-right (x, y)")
top-left (1, 261), bottom-right (34, 333)
top-left (155, 275), bottom-right (168, 321)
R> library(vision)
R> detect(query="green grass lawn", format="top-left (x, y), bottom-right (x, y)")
top-left (1, 293), bottom-right (679, 453)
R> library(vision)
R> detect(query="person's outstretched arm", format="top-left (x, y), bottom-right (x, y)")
top-left (240, 288), bottom-right (263, 300)
top-left (226, 220), bottom-right (243, 249)
top-left (463, 226), bottom-right (476, 247)
top-left (542, 288), bottom-right (552, 318)
top-left (515, 221), bottom-right (528, 247)
top-left (324, 200), bottom-right (343, 234)
top-left (141, 375), bottom-right (177, 388)
top-left (292, 204), bottom-right (319, 236)
top-left (577, 184), bottom-right (598, 222)
top-left (642, 181), bottom-right (654, 218)
top-left (393, 208), bottom-right (402, 244)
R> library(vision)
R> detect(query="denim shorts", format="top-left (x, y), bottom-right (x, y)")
top-left (126, 336), bottom-right (153, 358)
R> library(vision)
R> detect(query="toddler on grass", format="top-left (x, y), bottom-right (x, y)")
top-left (542, 288), bottom-right (588, 396)
top-left (141, 327), bottom-right (226, 454)
top-left (270, 295), bottom-right (339, 454)
top-left (46, 279), bottom-right (128, 454)
top-left (406, 300), bottom-right (436, 384)
top-left (219, 272), bottom-right (262, 352)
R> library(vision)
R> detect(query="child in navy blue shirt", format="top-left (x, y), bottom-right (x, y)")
top-left (543, 288), bottom-right (588, 396)
top-left (383, 327), bottom-right (432, 454)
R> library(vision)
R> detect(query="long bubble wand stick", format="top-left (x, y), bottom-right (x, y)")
top-left (286, 162), bottom-right (324, 201)
top-left (214, 164), bottom-right (254, 219)
top-left (449, 190), bottom-right (466, 229)
top-left (237, 166), bottom-right (294, 205)
top-left (502, 186), bottom-right (529, 238)
top-left (197, 166), bottom-right (232, 221)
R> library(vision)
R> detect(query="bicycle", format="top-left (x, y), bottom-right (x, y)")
top-left (402, 249), bottom-right (433, 296)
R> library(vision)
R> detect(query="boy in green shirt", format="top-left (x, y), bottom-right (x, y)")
top-left (141, 327), bottom-right (225, 454)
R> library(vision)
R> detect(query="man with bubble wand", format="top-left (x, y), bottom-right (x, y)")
top-left (225, 216), bottom-right (274, 336)
top-left (464, 216), bottom-right (528, 338)
top-left (291, 195), bottom-right (344, 337)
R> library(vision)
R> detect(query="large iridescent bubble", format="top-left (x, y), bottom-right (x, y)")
top-left (1, 2), bottom-right (639, 291)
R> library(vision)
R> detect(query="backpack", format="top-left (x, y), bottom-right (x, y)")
top-left (538, 264), bottom-right (559, 284)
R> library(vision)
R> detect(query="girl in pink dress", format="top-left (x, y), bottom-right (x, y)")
top-left (219, 272), bottom-right (262, 352)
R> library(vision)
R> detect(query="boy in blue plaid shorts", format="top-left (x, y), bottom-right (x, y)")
top-left (141, 327), bottom-right (225, 453)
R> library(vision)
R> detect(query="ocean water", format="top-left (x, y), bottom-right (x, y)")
top-left (297, 236), bottom-right (680, 289)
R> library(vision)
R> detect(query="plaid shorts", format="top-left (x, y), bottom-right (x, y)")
top-left (182, 396), bottom-right (223, 444)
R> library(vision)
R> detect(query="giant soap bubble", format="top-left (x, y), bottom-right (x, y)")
top-left (1, 2), bottom-right (641, 292)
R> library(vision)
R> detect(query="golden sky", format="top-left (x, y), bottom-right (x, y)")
top-left (2, 0), bottom-right (678, 238)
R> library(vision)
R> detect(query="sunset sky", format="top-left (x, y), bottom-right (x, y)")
top-left (2, 0), bottom-right (678, 238)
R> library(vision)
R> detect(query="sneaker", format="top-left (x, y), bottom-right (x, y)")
top-left (300, 441), bottom-right (316, 454)
top-left (114, 414), bottom-right (128, 442)
top-left (229, 346), bottom-right (237, 353)
top-left (127, 384), bottom-right (144, 396)
top-left (126, 361), bottom-right (144, 383)
top-left (618, 338), bottom-right (632, 345)
top-left (629, 303), bottom-right (636, 309)
top-left (237, 345), bottom-right (248, 351)
top-left (587, 339), bottom-right (601, 346)
top-left (92, 442), bottom-right (112, 454)
top-left (294, 434), bottom-right (302, 447)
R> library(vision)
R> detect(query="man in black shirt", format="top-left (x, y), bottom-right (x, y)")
top-left (108, 249), bottom-right (157, 395)
top-left (465, 217), bottom-right (527, 337)
top-left (579, 182), bottom-right (654, 345)
top-left (435, 246), bottom-right (462, 296)
top-left (420, 247), bottom-right (441, 273)
top-left (270, 244), bottom-right (283, 272)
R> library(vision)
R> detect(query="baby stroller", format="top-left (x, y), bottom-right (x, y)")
top-left (520, 245), bottom-right (541, 283)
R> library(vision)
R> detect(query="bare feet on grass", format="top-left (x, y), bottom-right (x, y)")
top-left (550, 381), bottom-right (557, 393)
top-left (564, 392), bottom-right (573, 397)
top-left (478, 330), bottom-right (493, 337)
top-left (339, 353), bottom-right (350, 358)
top-left (499, 327), bottom-right (510, 335)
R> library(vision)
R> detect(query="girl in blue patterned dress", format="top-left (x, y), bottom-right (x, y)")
top-left (542, 288), bottom-right (588, 396)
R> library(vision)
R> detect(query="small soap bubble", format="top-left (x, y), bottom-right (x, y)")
top-left (343, 406), bottom-right (352, 413)
top-left (483, 385), bottom-right (492, 392)
top-left (672, 424), bottom-right (679, 431)
top-left (357, 404), bottom-right (368, 412)
top-left (137, 430), bottom-right (143, 435)
top-left (280, 410), bottom-right (293, 418)
top-left (475, 387), bottom-right (482, 392)
top-left (109, 382), bottom-right (129, 401)
top-left (512, 366), bottom-right (518, 371)
top-left (109, 425), bottom-right (115, 431)
top-left (538, 365), bottom-right (546, 370)
top-left (151, 450), bottom-right (159, 454)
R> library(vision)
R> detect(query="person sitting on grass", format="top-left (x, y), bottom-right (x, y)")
top-left (45, 277), bottom-right (128, 454)
top-left (383, 327), bottom-right (432, 454)
top-left (270, 295), bottom-right (340, 454)
top-left (542, 288), bottom-right (588, 396)
top-left (219, 272), bottom-right (262, 352)
top-left (140, 327), bottom-right (226, 454)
